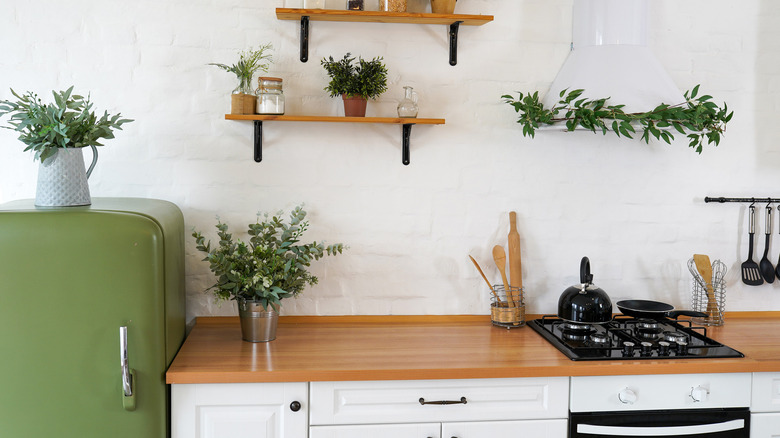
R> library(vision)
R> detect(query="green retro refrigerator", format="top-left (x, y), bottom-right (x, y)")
top-left (0, 198), bottom-right (186, 438)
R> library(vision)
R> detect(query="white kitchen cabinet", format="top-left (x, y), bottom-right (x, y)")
top-left (751, 413), bottom-right (780, 438)
top-left (171, 382), bottom-right (308, 438)
top-left (752, 373), bottom-right (780, 438)
top-left (310, 423), bottom-right (441, 438)
top-left (441, 419), bottom-right (567, 437)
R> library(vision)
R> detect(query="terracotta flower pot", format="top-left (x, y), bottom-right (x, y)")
top-left (431, 0), bottom-right (456, 14)
top-left (342, 95), bottom-right (368, 117)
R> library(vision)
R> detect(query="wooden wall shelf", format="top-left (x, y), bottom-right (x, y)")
top-left (275, 8), bottom-right (494, 65)
top-left (224, 114), bottom-right (445, 165)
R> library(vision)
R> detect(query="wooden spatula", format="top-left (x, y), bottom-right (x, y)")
top-left (492, 245), bottom-right (513, 308)
top-left (507, 212), bottom-right (522, 306)
top-left (693, 254), bottom-right (718, 323)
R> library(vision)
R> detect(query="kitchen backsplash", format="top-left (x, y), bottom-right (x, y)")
top-left (1, 0), bottom-right (779, 324)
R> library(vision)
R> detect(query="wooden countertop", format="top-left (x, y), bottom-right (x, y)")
top-left (165, 313), bottom-right (780, 384)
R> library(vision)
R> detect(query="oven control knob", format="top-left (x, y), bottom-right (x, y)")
top-left (658, 341), bottom-right (671, 356)
top-left (676, 340), bottom-right (689, 355)
top-left (622, 341), bottom-right (635, 356)
top-left (690, 386), bottom-right (709, 403)
top-left (618, 388), bottom-right (637, 404)
top-left (640, 341), bottom-right (653, 356)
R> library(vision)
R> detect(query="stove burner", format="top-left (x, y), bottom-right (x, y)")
top-left (563, 331), bottom-right (589, 342)
top-left (562, 322), bottom-right (593, 332)
top-left (636, 319), bottom-right (659, 330)
top-left (590, 332), bottom-right (609, 344)
top-left (636, 326), bottom-right (663, 340)
top-left (664, 331), bottom-right (688, 344)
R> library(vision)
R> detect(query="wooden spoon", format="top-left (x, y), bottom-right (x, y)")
top-left (469, 255), bottom-right (501, 303)
top-left (693, 254), bottom-right (718, 323)
top-left (492, 245), bottom-right (513, 307)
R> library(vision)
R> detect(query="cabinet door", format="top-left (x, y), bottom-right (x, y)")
top-left (311, 423), bottom-right (440, 438)
top-left (442, 419), bottom-right (567, 438)
top-left (751, 413), bottom-right (780, 438)
top-left (172, 382), bottom-right (307, 438)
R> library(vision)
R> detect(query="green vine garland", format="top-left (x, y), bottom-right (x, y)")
top-left (501, 85), bottom-right (733, 153)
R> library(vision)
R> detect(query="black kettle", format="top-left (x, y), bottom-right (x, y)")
top-left (557, 257), bottom-right (613, 324)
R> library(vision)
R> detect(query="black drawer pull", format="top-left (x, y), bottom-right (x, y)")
top-left (418, 396), bottom-right (467, 405)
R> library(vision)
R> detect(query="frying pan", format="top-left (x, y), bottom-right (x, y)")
top-left (616, 299), bottom-right (707, 320)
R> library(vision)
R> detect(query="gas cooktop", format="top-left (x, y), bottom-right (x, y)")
top-left (530, 315), bottom-right (745, 361)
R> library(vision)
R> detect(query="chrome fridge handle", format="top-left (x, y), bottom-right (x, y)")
top-left (120, 326), bottom-right (136, 411)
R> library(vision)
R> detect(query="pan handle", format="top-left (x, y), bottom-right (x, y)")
top-left (667, 310), bottom-right (708, 319)
top-left (580, 257), bottom-right (593, 284)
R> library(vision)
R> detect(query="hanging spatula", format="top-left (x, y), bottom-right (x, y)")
top-left (742, 205), bottom-right (764, 286)
top-left (759, 205), bottom-right (775, 283)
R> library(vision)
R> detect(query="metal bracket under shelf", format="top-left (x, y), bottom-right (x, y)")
top-left (252, 120), bottom-right (419, 165)
top-left (297, 15), bottom-right (465, 66)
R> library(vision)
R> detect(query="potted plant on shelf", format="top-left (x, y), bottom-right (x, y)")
top-left (431, 0), bottom-right (456, 14)
top-left (209, 44), bottom-right (273, 115)
top-left (321, 53), bottom-right (388, 117)
top-left (0, 86), bottom-right (132, 207)
top-left (192, 205), bottom-right (345, 342)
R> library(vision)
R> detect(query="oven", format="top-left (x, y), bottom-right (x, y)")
top-left (569, 373), bottom-right (751, 438)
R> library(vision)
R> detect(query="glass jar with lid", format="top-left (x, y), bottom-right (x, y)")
top-left (255, 77), bottom-right (285, 115)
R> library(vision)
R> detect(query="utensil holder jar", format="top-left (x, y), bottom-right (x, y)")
top-left (490, 285), bottom-right (525, 328)
top-left (688, 259), bottom-right (727, 326)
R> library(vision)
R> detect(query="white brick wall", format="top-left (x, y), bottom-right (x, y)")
top-left (2, 0), bottom-right (779, 323)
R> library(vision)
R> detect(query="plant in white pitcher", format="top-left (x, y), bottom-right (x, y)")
top-left (192, 205), bottom-right (345, 342)
top-left (0, 86), bottom-right (132, 206)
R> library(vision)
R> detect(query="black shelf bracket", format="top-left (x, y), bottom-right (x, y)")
top-left (448, 21), bottom-right (463, 66)
top-left (402, 123), bottom-right (414, 165)
top-left (253, 121), bottom-right (263, 162)
top-left (300, 16), bottom-right (310, 62)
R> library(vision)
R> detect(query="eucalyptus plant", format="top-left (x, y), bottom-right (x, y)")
top-left (210, 44), bottom-right (273, 94)
top-left (0, 86), bottom-right (132, 163)
top-left (192, 205), bottom-right (346, 312)
top-left (501, 85), bottom-right (733, 153)
top-left (321, 53), bottom-right (388, 100)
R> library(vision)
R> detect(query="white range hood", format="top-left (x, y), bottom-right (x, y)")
top-left (542, 0), bottom-right (684, 114)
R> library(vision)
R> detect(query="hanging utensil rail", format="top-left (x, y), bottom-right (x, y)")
top-left (705, 197), bottom-right (780, 204)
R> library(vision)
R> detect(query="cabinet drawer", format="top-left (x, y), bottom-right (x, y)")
top-left (442, 419), bottom-right (568, 438)
top-left (751, 413), bottom-right (780, 438)
top-left (311, 423), bottom-right (440, 438)
top-left (752, 373), bottom-right (780, 413)
top-left (310, 377), bottom-right (569, 425)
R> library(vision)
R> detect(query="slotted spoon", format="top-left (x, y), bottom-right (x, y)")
top-left (742, 205), bottom-right (764, 286)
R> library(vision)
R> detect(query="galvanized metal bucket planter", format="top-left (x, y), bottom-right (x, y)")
top-left (237, 299), bottom-right (278, 342)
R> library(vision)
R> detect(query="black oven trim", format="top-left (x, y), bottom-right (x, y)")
top-left (569, 407), bottom-right (750, 438)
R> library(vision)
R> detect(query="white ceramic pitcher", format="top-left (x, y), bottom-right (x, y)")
top-left (35, 145), bottom-right (98, 207)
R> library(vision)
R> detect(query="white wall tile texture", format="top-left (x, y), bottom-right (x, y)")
top-left (2, 0), bottom-right (780, 323)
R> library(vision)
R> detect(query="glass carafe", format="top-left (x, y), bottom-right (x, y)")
top-left (397, 86), bottom-right (419, 118)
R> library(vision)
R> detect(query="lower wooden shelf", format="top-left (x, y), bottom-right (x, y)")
top-left (224, 114), bottom-right (446, 165)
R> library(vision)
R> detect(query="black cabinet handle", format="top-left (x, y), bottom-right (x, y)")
top-left (289, 401), bottom-right (301, 412)
top-left (418, 396), bottom-right (467, 405)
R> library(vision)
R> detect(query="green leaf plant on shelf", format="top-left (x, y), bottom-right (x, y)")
top-left (501, 85), bottom-right (734, 153)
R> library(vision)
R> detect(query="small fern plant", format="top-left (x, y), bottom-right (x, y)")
top-left (321, 53), bottom-right (388, 100)
top-left (209, 44), bottom-right (273, 94)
